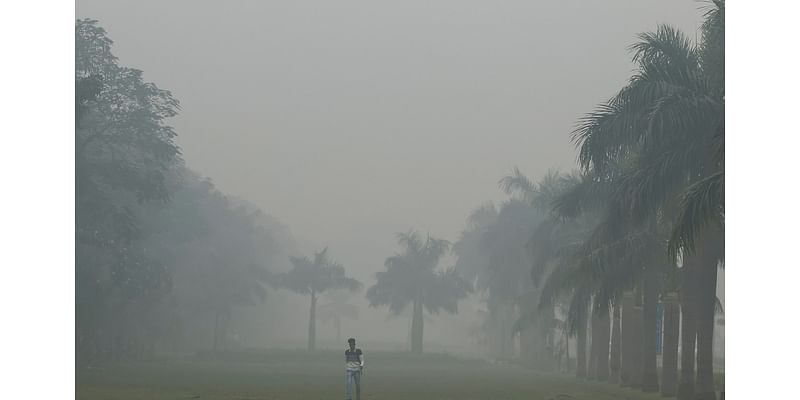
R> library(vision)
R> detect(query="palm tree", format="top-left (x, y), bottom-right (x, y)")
top-left (482, 199), bottom-right (544, 359)
top-left (500, 170), bottom-right (605, 379)
top-left (318, 289), bottom-right (361, 346)
top-left (501, 169), bottom-right (589, 368)
top-left (455, 203), bottom-right (518, 360)
top-left (366, 231), bottom-right (472, 354)
top-left (454, 192), bottom-right (544, 361)
top-left (453, 203), bottom-right (498, 284)
top-left (274, 248), bottom-right (361, 350)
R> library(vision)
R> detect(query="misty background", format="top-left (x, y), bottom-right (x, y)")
top-left (75, 0), bottom-right (708, 353)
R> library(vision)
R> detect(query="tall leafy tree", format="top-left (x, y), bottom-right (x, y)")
top-left (367, 231), bottom-right (472, 354)
top-left (274, 248), bottom-right (361, 350)
top-left (76, 19), bottom-right (180, 212)
top-left (75, 19), bottom-right (181, 364)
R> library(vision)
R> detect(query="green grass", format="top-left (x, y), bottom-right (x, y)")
top-left (76, 350), bottom-right (683, 400)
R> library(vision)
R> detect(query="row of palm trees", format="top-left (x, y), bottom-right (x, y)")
top-left (496, 2), bottom-right (725, 400)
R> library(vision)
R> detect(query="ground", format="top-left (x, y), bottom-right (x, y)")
top-left (76, 350), bottom-right (678, 400)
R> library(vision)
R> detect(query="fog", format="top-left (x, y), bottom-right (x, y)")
top-left (76, 1), bottom-right (725, 398)
top-left (76, 0), bottom-right (703, 352)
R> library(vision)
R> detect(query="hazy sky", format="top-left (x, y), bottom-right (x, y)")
top-left (76, 0), bottom-right (703, 289)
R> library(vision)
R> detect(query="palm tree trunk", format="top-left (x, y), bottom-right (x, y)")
top-left (576, 313), bottom-right (588, 379)
top-left (308, 292), bottom-right (317, 351)
top-left (629, 302), bottom-right (644, 388)
top-left (621, 291), bottom-right (644, 388)
top-left (695, 229), bottom-right (722, 400)
top-left (543, 304), bottom-right (556, 371)
top-left (661, 292), bottom-right (680, 397)
top-left (411, 300), bottom-right (424, 354)
top-left (609, 301), bottom-right (621, 384)
top-left (564, 328), bottom-right (570, 373)
top-left (620, 292), bottom-right (634, 387)
top-left (596, 306), bottom-right (610, 381)
top-left (588, 310), bottom-right (598, 379)
top-left (678, 254), bottom-right (699, 400)
top-left (695, 287), bottom-right (717, 399)
top-left (642, 266), bottom-right (660, 392)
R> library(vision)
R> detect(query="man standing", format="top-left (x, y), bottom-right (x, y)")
top-left (345, 338), bottom-right (364, 400)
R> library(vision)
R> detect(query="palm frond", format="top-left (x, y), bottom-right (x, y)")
top-left (700, 0), bottom-right (725, 93)
top-left (613, 146), bottom-right (699, 224)
top-left (466, 202), bottom-right (498, 229)
top-left (498, 166), bottom-right (536, 201)
top-left (667, 171), bottom-right (724, 258)
top-left (630, 24), bottom-right (698, 68)
top-left (537, 258), bottom-right (580, 312)
top-left (278, 248), bottom-right (361, 295)
top-left (572, 100), bottom-right (643, 173)
top-left (573, 23), bottom-right (717, 178)
top-left (551, 173), bottom-right (611, 219)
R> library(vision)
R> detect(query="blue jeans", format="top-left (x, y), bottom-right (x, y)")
top-left (346, 369), bottom-right (361, 400)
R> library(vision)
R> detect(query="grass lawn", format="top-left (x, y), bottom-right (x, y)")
top-left (76, 350), bottom-right (678, 400)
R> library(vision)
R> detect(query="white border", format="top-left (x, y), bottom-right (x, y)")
top-left (727, 1), bottom-right (800, 399)
top-left (0, 1), bottom-right (75, 399)
top-left (1, 1), bottom-right (797, 399)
